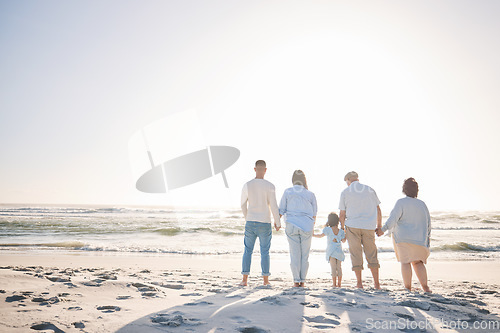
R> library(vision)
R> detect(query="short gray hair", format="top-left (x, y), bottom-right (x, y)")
top-left (344, 171), bottom-right (359, 182)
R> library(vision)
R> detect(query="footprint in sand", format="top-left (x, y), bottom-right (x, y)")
top-left (5, 294), bottom-right (27, 302)
top-left (81, 279), bottom-right (104, 287)
top-left (395, 313), bottom-right (415, 321)
top-left (95, 272), bottom-right (117, 280)
top-left (72, 321), bottom-right (85, 328)
top-left (30, 322), bottom-right (65, 333)
top-left (97, 305), bottom-right (121, 313)
top-left (32, 296), bottom-right (60, 305)
top-left (162, 284), bottom-right (185, 290)
top-left (151, 312), bottom-right (204, 327)
top-left (67, 306), bottom-right (82, 311)
top-left (238, 326), bottom-right (270, 333)
top-left (45, 276), bottom-right (71, 283)
top-left (304, 316), bottom-right (340, 328)
top-left (300, 301), bottom-right (320, 308)
top-left (116, 295), bottom-right (133, 300)
top-left (185, 301), bottom-right (213, 306)
top-left (180, 292), bottom-right (202, 297)
top-left (230, 316), bottom-right (252, 324)
top-left (259, 295), bottom-right (286, 305)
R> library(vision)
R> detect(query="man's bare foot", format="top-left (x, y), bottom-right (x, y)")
top-left (374, 283), bottom-right (381, 290)
top-left (331, 284), bottom-right (337, 288)
top-left (263, 276), bottom-right (270, 285)
top-left (356, 283), bottom-right (364, 289)
top-left (299, 282), bottom-right (305, 288)
top-left (240, 275), bottom-right (248, 287)
top-left (422, 285), bottom-right (432, 293)
top-left (293, 282), bottom-right (300, 287)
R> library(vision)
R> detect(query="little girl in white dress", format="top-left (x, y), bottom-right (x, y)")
top-left (313, 212), bottom-right (346, 287)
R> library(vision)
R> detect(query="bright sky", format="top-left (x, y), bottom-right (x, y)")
top-left (1, 0), bottom-right (499, 212)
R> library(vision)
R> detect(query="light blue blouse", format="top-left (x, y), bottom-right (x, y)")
top-left (279, 185), bottom-right (317, 232)
top-left (323, 227), bottom-right (345, 262)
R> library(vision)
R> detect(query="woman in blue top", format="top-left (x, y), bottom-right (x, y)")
top-left (314, 213), bottom-right (346, 288)
top-left (376, 178), bottom-right (431, 293)
top-left (279, 170), bottom-right (317, 287)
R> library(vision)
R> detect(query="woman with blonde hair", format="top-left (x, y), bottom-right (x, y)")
top-left (279, 170), bottom-right (317, 287)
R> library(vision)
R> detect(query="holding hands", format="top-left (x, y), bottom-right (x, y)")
top-left (375, 227), bottom-right (384, 237)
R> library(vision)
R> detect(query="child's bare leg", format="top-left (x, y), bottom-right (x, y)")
top-left (411, 261), bottom-right (431, 293)
top-left (401, 263), bottom-right (412, 291)
top-left (239, 274), bottom-right (248, 286)
top-left (329, 257), bottom-right (337, 287)
top-left (337, 260), bottom-right (342, 287)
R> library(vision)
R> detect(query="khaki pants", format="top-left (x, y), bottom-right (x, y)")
top-left (346, 226), bottom-right (380, 271)
top-left (329, 257), bottom-right (342, 277)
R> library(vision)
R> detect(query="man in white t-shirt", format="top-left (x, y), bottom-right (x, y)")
top-left (339, 171), bottom-right (382, 289)
top-left (240, 160), bottom-right (281, 286)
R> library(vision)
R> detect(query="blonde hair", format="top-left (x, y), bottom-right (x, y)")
top-left (292, 170), bottom-right (308, 190)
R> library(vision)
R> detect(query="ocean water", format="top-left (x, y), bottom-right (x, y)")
top-left (1, 204), bottom-right (499, 261)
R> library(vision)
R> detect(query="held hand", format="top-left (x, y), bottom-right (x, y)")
top-left (274, 224), bottom-right (281, 232)
top-left (375, 227), bottom-right (384, 237)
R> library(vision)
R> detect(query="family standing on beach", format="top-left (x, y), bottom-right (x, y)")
top-left (240, 160), bottom-right (432, 293)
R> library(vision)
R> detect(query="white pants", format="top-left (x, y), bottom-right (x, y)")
top-left (285, 223), bottom-right (312, 283)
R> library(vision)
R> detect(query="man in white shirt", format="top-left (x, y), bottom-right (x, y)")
top-left (339, 171), bottom-right (382, 289)
top-left (240, 160), bottom-right (281, 286)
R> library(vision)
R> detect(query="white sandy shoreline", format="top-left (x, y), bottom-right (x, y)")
top-left (1, 252), bottom-right (500, 332)
top-left (1, 251), bottom-right (500, 283)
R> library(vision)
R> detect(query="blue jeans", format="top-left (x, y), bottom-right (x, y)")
top-left (285, 223), bottom-right (312, 283)
top-left (242, 221), bottom-right (272, 276)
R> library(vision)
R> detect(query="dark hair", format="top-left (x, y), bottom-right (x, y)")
top-left (255, 160), bottom-right (266, 167)
top-left (326, 213), bottom-right (339, 227)
top-left (292, 170), bottom-right (308, 189)
top-left (403, 177), bottom-right (418, 198)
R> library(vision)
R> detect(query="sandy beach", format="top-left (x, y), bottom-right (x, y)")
top-left (1, 252), bottom-right (499, 333)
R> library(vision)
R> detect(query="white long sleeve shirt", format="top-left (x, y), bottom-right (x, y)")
top-left (241, 178), bottom-right (281, 226)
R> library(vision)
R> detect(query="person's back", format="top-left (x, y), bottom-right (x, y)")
top-left (280, 185), bottom-right (317, 228)
top-left (240, 160), bottom-right (280, 287)
top-left (340, 181), bottom-right (380, 230)
top-left (279, 169), bottom-right (317, 287)
top-left (242, 178), bottom-right (278, 223)
top-left (386, 196), bottom-right (430, 247)
top-left (339, 171), bottom-right (382, 289)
